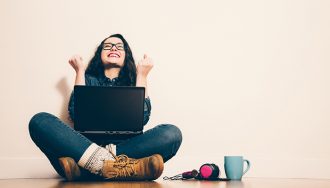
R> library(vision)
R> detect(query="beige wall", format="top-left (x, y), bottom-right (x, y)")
top-left (1, 0), bottom-right (330, 179)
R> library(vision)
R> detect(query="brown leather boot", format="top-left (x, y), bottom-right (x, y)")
top-left (58, 157), bottom-right (81, 181)
top-left (101, 154), bottom-right (164, 181)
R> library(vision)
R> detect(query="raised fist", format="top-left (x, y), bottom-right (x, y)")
top-left (136, 54), bottom-right (153, 77)
top-left (68, 55), bottom-right (86, 73)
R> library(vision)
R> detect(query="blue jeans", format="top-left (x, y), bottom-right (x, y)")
top-left (29, 112), bottom-right (182, 179)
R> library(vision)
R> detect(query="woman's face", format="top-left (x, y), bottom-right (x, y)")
top-left (101, 37), bottom-right (126, 67)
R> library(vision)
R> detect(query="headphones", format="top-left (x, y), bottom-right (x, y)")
top-left (197, 163), bottom-right (220, 180)
top-left (163, 163), bottom-right (220, 180)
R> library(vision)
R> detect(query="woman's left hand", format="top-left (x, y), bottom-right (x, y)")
top-left (137, 54), bottom-right (153, 77)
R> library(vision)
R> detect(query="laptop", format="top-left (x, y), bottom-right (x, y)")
top-left (74, 86), bottom-right (145, 136)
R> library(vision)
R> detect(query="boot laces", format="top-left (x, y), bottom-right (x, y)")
top-left (106, 147), bottom-right (138, 178)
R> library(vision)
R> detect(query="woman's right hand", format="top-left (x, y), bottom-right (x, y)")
top-left (68, 55), bottom-right (86, 73)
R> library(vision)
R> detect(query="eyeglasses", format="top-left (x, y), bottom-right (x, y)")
top-left (103, 43), bottom-right (125, 51)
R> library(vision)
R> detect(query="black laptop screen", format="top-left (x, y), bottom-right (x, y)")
top-left (74, 86), bottom-right (145, 132)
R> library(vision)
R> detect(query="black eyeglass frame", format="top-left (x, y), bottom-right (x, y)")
top-left (102, 42), bottom-right (125, 51)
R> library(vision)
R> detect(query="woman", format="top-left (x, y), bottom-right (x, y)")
top-left (29, 34), bottom-right (182, 181)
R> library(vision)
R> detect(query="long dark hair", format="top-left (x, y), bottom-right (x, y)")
top-left (85, 34), bottom-right (136, 86)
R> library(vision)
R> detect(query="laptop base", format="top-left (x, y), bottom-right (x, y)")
top-left (80, 132), bottom-right (143, 145)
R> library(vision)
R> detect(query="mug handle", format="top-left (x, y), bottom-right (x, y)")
top-left (243, 159), bottom-right (250, 175)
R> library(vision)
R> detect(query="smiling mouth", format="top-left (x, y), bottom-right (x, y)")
top-left (108, 53), bottom-right (120, 58)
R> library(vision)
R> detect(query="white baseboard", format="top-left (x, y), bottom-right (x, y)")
top-left (0, 157), bottom-right (59, 179)
top-left (1, 156), bottom-right (330, 179)
top-left (164, 155), bottom-right (330, 179)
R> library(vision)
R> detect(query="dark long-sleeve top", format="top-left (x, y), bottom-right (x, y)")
top-left (68, 74), bottom-right (151, 126)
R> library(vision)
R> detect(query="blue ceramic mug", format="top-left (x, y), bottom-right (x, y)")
top-left (224, 156), bottom-right (250, 180)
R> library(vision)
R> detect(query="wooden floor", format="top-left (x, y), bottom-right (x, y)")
top-left (1, 178), bottom-right (330, 188)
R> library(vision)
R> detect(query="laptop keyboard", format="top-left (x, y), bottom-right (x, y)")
top-left (79, 131), bottom-right (142, 135)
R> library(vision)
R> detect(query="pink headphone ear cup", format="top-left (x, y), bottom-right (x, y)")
top-left (199, 164), bottom-right (220, 179)
top-left (199, 164), bottom-right (213, 178)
